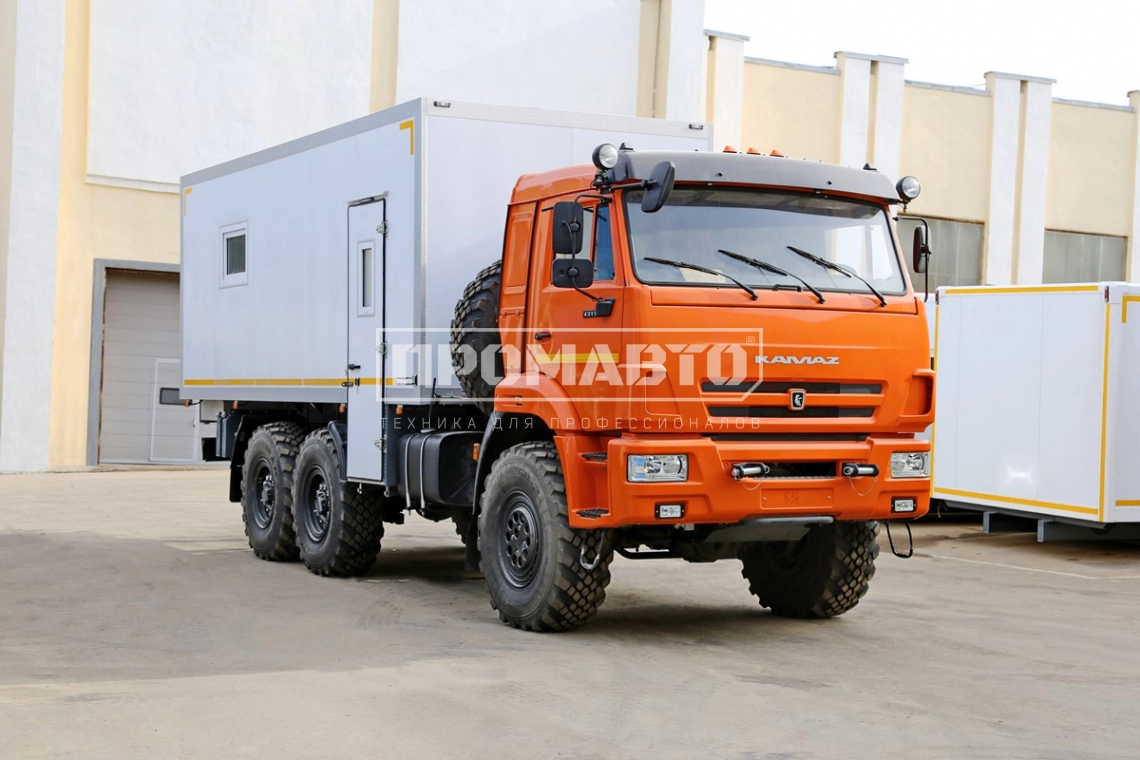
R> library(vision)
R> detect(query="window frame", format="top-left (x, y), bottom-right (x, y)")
top-left (357, 239), bottom-right (376, 317)
top-left (219, 222), bottom-right (248, 288)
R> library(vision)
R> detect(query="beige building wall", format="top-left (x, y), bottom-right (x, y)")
top-left (742, 61), bottom-right (840, 162)
top-left (899, 84), bottom-right (991, 222)
top-left (1046, 101), bottom-right (1134, 236)
top-left (48, 0), bottom-right (180, 467)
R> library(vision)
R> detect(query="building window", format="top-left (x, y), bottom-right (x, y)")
top-left (1043, 231), bottom-right (1126, 283)
top-left (897, 217), bottom-right (984, 291)
top-left (220, 223), bottom-right (248, 287)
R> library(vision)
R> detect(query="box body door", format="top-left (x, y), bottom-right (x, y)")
top-left (347, 199), bottom-right (386, 481)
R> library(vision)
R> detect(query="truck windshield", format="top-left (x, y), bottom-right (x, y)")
top-left (623, 187), bottom-right (906, 297)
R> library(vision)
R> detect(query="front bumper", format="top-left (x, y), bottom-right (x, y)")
top-left (566, 434), bottom-right (930, 529)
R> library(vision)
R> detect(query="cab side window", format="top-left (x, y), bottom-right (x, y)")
top-left (549, 203), bottom-right (615, 281)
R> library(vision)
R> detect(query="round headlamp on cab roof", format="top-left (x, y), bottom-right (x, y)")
top-left (592, 143), bottom-right (619, 171)
top-left (896, 175), bottom-right (921, 202)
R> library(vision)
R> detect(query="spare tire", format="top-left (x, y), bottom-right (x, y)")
top-left (451, 260), bottom-right (502, 415)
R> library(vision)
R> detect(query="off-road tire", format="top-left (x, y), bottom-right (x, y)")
top-left (240, 422), bottom-right (305, 561)
top-left (293, 428), bottom-right (385, 577)
top-left (479, 441), bottom-right (611, 631)
top-left (452, 513), bottom-right (473, 546)
top-left (739, 521), bottom-right (878, 619)
top-left (450, 261), bottom-right (502, 416)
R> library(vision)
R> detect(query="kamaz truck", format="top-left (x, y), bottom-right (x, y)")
top-left (179, 99), bottom-right (934, 631)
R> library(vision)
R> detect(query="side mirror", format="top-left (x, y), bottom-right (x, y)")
top-left (641, 161), bottom-right (676, 213)
top-left (552, 201), bottom-right (585, 255)
top-left (552, 258), bottom-right (594, 289)
top-left (912, 226), bottom-right (930, 274)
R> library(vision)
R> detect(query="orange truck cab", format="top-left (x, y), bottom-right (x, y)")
top-left (454, 145), bottom-right (934, 629)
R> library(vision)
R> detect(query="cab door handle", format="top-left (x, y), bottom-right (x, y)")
top-left (534, 332), bottom-right (551, 341)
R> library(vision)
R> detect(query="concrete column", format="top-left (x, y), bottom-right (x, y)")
top-left (1127, 90), bottom-right (1140, 281)
top-left (705, 30), bottom-right (748, 150)
top-left (836, 51), bottom-right (908, 173)
top-left (662, 0), bottom-right (706, 122)
top-left (0, 0), bottom-right (66, 473)
top-left (983, 71), bottom-right (1055, 285)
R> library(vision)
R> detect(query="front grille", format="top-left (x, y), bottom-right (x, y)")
top-left (702, 381), bottom-right (882, 394)
top-left (710, 406), bottom-right (874, 419)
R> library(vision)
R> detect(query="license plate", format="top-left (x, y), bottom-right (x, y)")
top-left (761, 488), bottom-right (834, 510)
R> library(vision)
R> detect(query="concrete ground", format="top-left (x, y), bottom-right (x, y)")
top-left (0, 470), bottom-right (1138, 759)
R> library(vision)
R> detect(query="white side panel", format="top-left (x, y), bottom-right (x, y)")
top-left (181, 110), bottom-right (419, 401)
top-left (931, 298), bottom-right (960, 491)
top-left (1035, 292), bottom-right (1104, 509)
top-left (1107, 286), bottom-right (1140, 522)
top-left (420, 111), bottom-right (712, 393)
top-left (88, 0), bottom-right (372, 187)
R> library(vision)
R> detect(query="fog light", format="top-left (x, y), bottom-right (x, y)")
top-left (892, 497), bottom-right (917, 513)
top-left (627, 454), bottom-right (689, 483)
top-left (890, 452), bottom-right (929, 478)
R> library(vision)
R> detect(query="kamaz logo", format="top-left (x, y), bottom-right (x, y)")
top-left (757, 355), bottom-right (840, 365)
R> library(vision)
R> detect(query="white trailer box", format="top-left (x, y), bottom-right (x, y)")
top-left (932, 283), bottom-right (1140, 529)
top-left (180, 99), bottom-right (710, 480)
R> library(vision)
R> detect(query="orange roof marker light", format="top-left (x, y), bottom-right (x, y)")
top-left (769, 149), bottom-right (784, 157)
top-left (746, 147), bottom-right (762, 155)
top-left (722, 145), bottom-right (737, 153)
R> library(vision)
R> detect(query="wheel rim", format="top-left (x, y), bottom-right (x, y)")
top-left (500, 490), bottom-right (541, 588)
top-left (301, 466), bottom-right (332, 543)
top-left (252, 457), bottom-right (275, 530)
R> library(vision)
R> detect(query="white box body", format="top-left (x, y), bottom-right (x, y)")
top-left (180, 99), bottom-right (711, 405)
top-left (932, 283), bottom-right (1140, 524)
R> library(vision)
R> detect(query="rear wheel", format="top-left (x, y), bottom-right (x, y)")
top-left (293, 429), bottom-right (385, 576)
top-left (240, 422), bottom-right (305, 561)
top-left (739, 521), bottom-right (878, 618)
top-left (479, 441), bottom-right (611, 631)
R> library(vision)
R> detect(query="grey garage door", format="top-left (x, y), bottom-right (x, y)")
top-left (98, 271), bottom-right (197, 463)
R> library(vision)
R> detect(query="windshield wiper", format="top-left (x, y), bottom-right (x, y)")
top-left (715, 249), bottom-right (825, 304)
top-left (643, 257), bottom-right (757, 300)
top-left (786, 245), bottom-right (887, 307)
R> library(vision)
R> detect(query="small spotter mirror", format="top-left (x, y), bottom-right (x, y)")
top-left (641, 161), bottom-right (676, 214)
top-left (552, 258), bottom-right (595, 289)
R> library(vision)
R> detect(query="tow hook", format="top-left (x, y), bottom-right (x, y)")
top-left (884, 520), bottom-right (914, 559)
top-left (841, 463), bottom-right (879, 477)
top-left (731, 462), bottom-right (770, 480)
top-left (580, 532), bottom-right (608, 570)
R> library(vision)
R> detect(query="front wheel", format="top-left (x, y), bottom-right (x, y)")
top-left (293, 429), bottom-right (385, 577)
top-left (739, 521), bottom-right (879, 618)
top-left (479, 441), bottom-right (611, 632)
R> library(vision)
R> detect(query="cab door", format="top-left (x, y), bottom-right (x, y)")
top-left (526, 199), bottom-right (624, 427)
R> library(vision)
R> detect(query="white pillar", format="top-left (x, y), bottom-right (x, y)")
top-left (1015, 79), bottom-right (1053, 283)
top-left (1127, 90), bottom-right (1140, 281)
top-left (871, 58), bottom-right (906, 181)
top-left (705, 30), bottom-right (748, 150)
top-left (837, 52), bottom-right (872, 169)
top-left (663, 0), bottom-right (707, 122)
top-left (836, 51), bottom-right (908, 174)
top-left (0, 0), bottom-right (66, 473)
top-left (983, 71), bottom-right (1055, 286)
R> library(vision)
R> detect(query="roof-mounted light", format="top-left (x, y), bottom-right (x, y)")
top-left (592, 143), bottom-right (619, 171)
top-left (896, 175), bottom-right (921, 202)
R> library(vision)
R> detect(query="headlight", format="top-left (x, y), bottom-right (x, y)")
top-left (592, 143), bottom-right (620, 170)
top-left (890, 452), bottom-right (929, 478)
top-left (627, 454), bottom-right (688, 483)
top-left (896, 175), bottom-right (921, 202)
